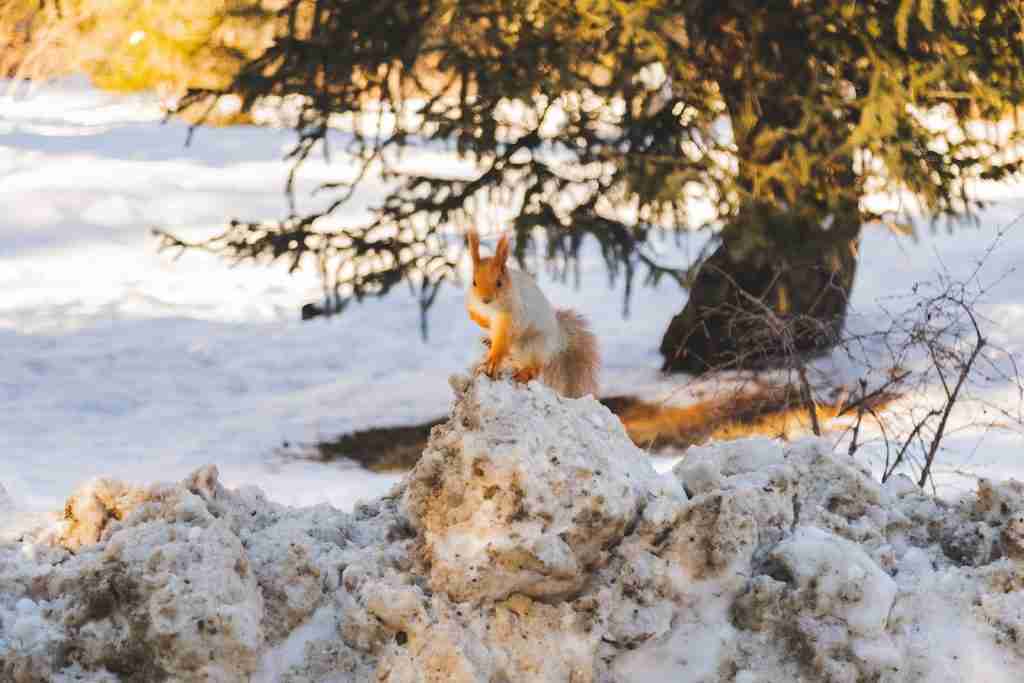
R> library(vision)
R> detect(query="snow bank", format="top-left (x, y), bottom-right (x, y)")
top-left (3, 376), bottom-right (1024, 681)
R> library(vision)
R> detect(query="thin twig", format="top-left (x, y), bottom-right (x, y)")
top-left (797, 365), bottom-right (821, 436)
top-left (848, 378), bottom-right (867, 456)
top-left (918, 334), bottom-right (986, 488)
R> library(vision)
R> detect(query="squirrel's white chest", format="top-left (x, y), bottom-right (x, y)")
top-left (466, 270), bottom-right (562, 355)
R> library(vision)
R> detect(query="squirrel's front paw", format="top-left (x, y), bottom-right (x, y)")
top-left (482, 357), bottom-right (501, 378)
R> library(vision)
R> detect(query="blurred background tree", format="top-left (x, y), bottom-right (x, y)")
top-left (10, 0), bottom-right (1024, 372)
top-left (1, 0), bottom-right (278, 118)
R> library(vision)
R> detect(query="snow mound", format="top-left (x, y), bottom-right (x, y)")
top-left (3, 376), bottom-right (1024, 682)
top-left (404, 375), bottom-right (670, 603)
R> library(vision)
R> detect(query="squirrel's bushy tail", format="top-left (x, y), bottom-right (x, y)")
top-left (543, 309), bottom-right (600, 398)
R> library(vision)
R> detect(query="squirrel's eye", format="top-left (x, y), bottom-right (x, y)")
top-left (473, 278), bottom-right (477, 287)
top-left (497, 278), bottom-right (503, 288)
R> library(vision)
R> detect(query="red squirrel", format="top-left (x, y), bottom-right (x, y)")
top-left (465, 230), bottom-right (599, 398)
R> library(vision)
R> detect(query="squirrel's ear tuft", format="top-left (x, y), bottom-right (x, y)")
top-left (467, 230), bottom-right (481, 266)
top-left (495, 233), bottom-right (510, 267)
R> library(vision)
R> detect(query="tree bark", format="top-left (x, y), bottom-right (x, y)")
top-left (659, 206), bottom-right (860, 374)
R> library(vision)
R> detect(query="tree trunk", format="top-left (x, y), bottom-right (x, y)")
top-left (659, 206), bottom-right (860, 374)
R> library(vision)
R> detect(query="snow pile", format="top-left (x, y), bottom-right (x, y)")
top-left (3, 377), bottom-right (1024, 681)
top-left (404, 374), bottom-right (674, 603)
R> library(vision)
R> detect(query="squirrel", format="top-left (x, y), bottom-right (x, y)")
top-left (465, 229), bottom-right (600, 398)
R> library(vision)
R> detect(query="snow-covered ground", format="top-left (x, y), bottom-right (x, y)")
top-left (1, 79), bottom-right (1022, 531)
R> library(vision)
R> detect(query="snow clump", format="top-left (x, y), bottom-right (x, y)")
top-left (2, 375), bottom-right (1024, 681)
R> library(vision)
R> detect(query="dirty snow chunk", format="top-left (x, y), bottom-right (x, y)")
top-left (403, 375), bottom-right (658, 603)
top-left (613, 594), bottom-right (736, 682)
top-left (5, 376), bottom-right (1024, 682)
top-left (373, 591), bottom-right (599, 683)
top-left (976, 478), bottom-right (1024, 522)
top-left (677, 436), bottom-right (786, 480)
top-left (42, 476), bottom-right (153, 550)
top-left (771, 526), bottom-right (897, 637)
top-left (252, 604), bottom-right (341, 683)
top-left (884, 473), bottom-right (919, 498)
top-left (1, 595), bottom-right (61, 662)
top-left (244, 505), bottom-right (350, 642)
top-left (1, 472), bottom-right (265, 682)
top-left (887, 563), bottom-right (1024, 683)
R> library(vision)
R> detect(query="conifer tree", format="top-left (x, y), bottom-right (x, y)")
top-left (161, 0), bottom-right (1024, 368)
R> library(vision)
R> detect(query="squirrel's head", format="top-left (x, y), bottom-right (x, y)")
top-left (467, 230), bottom-right (510, 304)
